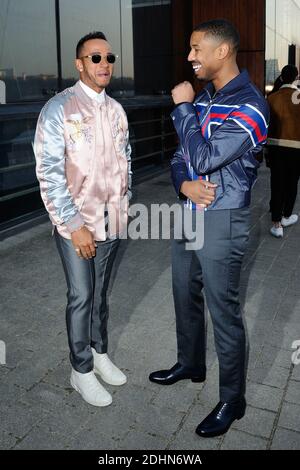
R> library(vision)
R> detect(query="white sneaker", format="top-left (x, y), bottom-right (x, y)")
top-left (92, 349), bottom-right (127, 386)
top-left (70, 369), bottom-right (112, 407)
top-left (281, 214), bottom-right (298, 227)
top-left (270, 225), bottom-right (283, 238)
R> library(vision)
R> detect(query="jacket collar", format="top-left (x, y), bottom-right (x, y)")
top-left (79, 80), bottom-right (106, 103)
top-left (74, 80), bottom-right (107, 107)
top-left (205, 69), bottom-right (251, 97)
top-left (280, 83), bottom-right (299, 90)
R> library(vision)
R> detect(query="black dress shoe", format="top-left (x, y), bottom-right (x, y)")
top-left (149, 362), bottom-right (206, 385)
top-left (195, 398), bottom-right (246, 438)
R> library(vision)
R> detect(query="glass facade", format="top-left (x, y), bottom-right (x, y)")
top-left (265, 0), bottom-right (300, 93)
top-left (0, 0), bottom-right (172, 103)
top-left (59, 0), bottom-right (135, 95)
top-left (0, 0), bottom-right (58, 103)
top-left (0, 0), bottom-right (175, 231)
top-left (0, 107), bottom-right (41, 225)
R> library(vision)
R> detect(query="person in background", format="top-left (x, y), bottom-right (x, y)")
top-left (268, 74), bottom-right (283, 96)
top-left (268, 64), bottom-right (300, 238)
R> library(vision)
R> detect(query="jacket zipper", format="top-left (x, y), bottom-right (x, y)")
top-left (194, 89), bottom-right (218, 185)
top-left (198, 89), bottom-right (218, 127)
top-left (204, 90), bottom-right (225, 192)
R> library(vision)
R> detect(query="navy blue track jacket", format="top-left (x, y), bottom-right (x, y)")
top-left (171, 70), bottom-right (269, 210)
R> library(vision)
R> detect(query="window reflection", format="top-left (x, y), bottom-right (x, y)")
top-left (132, 0), bottom-right (172, 95)
top-left (0, 0), bottom-right (57, 103)
top-left (0, 0), bottom-right (173, 101)
top-left (59, 0), bottom-right (135, 95)
top-left (265, 0), bottom-right (300, 94)
top-left (0, 0), bottom-right (175, 228)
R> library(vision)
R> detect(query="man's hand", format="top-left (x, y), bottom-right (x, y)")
top-left (180, 180), bottom-right (217, 208)
top-left (171, 81), bottom-right (195, 105)
top-left (71, 226), bottom-right (97, 259)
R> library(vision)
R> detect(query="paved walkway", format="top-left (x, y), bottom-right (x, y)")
top-left (1, 164), bottom-right (300, 450)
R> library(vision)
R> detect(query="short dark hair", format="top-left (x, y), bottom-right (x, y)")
top-left (281, 64), bottom-right (298, 84)
top-left (76, 31), bottom-right (107, 58)
top-left (194, 19), bottom-right (240, 53)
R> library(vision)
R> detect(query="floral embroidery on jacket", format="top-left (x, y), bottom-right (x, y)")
top-left (66, 116), bottom-right (93, 150)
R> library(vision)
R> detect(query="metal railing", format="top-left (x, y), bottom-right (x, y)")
top-left (0, 101), bottom-right (177, 229)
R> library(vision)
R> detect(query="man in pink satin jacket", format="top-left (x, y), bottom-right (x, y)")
top-left (34, 31), bottom-right (132, 407)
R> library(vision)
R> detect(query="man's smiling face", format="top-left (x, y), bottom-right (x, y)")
top-left (188, 31), bottom-right (223, 82)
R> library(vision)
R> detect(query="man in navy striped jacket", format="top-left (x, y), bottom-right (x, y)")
top-left (149, 19), bottom-right (269, 438)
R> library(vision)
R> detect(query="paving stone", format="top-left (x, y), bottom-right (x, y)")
top-left (291, 365), bottom-right (300, 382)
top-left (82, 399), bottom-right (138, 441)
top-left (256, 346), bottom-right (293, 370)
top-left (278, 402), bottom-right (300, 433)
top-left (0, 381), bottom-right (26, 405)
top-left (285, 380), bottom-right (300, 405)
top-left (36, 402), bottom-right (92, 438)
top-left (232, 406), bottom-right (276, 438)
top-left (42, 361), bottom-right (71, 389)
top-left (221, 429), bottom-right (268, 450)
top-left (19, 382), bottom-right (67, 413)
top-left (133, 405), bottom-right (185, 438)
top-left (152, 384), bottom-right (200, 414)
top-left (0, 402), bottom-right (47, 438)
top-left (68, 428), bottom-right (121, 450)
top-left (169, 425), bottom-right (221, 450)
top-left (1, 166), bottom-right (300, 450)
top-left (271, 427), bottom-right (300, 450)
top-left (7, 360), bottom-right (52, 391)
top-left (119, 431), bottom-right (167, 450)
top-left (0, 432), bottom-right (18, 449)
top-left (13, 425), bottom-right (68, 450)
top-left (248, 364), bottom-right (290, 390)
top-left (246, 382), bottom-right (284, 412)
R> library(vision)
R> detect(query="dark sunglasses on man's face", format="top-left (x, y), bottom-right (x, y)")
top-left (80, 53), bottom-right (118, 64)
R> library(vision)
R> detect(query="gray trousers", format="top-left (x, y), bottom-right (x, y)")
top-left (54, 228), bottom-right (120, 373)
top-left (172, 207), bottom-right (250, 402)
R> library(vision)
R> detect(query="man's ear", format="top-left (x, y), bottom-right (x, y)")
top-left (75, 58), bottom-right (83, 72)
top-left (217, 42), bottom-right (230, 60)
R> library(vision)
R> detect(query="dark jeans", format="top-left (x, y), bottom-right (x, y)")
top-left (269, 146), bottom-right (300, 222)
top-left (54, 229), bottom-right (120, 373)
top-left (172, 207), bottom-right (250, 402)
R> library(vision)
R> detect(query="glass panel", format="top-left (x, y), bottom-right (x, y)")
top-left (59, 0), bottom-right (172, 96)
top-left (0, 0), bottom-right (175, 229)
top-left (265, 0), bottom-right (300, 94)
top-left (59, 0), bottom-right (124, 92)
top-left (131, 0), bottom-right (172, 94)
top-left (0, 0), bottom-right (58, 103)
top-left (265, 27), bottom-right (278, 92)
top-left (0, 110), bottom-right (44, 224)
top-left (120, 0), bottom-right (134, 95)
top-left (266, 0), bottom-right (275, 29)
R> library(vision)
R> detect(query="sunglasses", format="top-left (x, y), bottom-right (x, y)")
top-left (80, 53), bottom-right (118, 64)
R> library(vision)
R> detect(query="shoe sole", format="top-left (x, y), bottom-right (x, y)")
top-left (270, 232), bottom-right (283, 238)
top-left (195, 408), bottom-right (246, 438)
top-left (149, 376), bottom-right (206, 385)
top-left (93, 369), bottom-right (127, 386)
top-left (281, 222), bottom-right (298, 227)
top-left (70, 377), bottom-right (112, 407)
